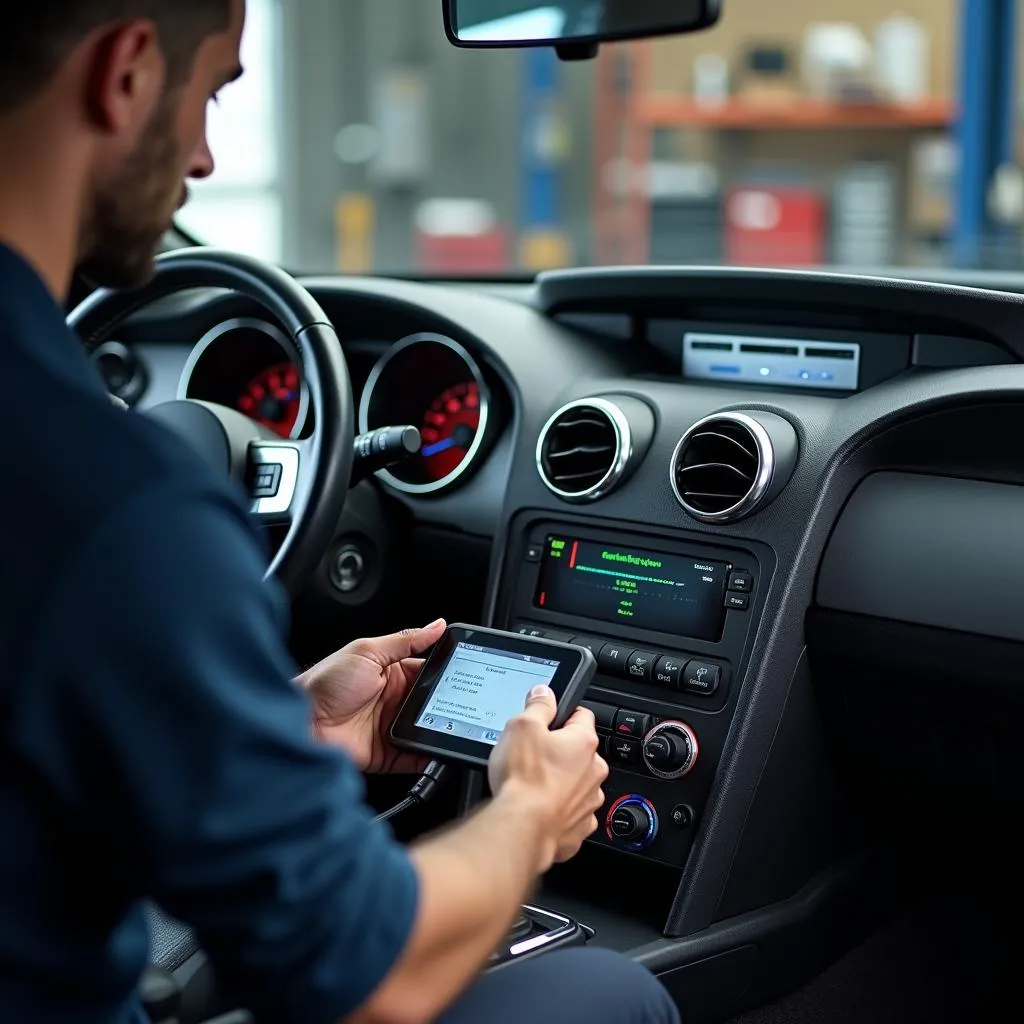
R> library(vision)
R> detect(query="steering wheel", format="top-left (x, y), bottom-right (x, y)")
top-left (69, 248), bottom-right (354, 596)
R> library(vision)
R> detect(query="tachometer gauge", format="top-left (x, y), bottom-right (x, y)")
top-left (239, 362), bottom-right (302, 439)
top-left (359, 333), bottom-right (491, 495)
top-left (420, 381), bottom-right (481, 481)
top-left (178, 317), bottom-right (309, 440)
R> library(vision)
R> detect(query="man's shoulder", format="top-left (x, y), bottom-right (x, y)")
top-left (13, 375), bottom-right (247, 526)
top-left (1, 366), bottom-right (258, 616)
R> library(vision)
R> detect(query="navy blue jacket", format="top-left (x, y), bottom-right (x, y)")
top-left (0, 244), bottom-right (417, 1023)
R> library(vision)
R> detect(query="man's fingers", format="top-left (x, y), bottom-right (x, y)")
top-left (359, 619), bottom-right (446, 666)
top-left (560, 705), bottom-right (597, 734)
top-left (521, 685), bottom-right (557, 725)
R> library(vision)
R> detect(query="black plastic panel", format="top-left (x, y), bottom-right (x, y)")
top-left (713, 654), bottom-right (858, 922)
top-left (818, 472), bottom-right (1024, 642)
top-left (807, 608), bottom-right (1024, 822)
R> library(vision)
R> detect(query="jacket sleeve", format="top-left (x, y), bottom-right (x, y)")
top-left (22, 483), bottom-right (418, 1024)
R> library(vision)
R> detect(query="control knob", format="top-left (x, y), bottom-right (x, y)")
top-left (605, 795), bottom-right (658, 851)
top-left (642, 721), bottom-right (698, 780)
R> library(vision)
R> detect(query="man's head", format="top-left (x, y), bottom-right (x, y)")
top-left (1, 2), bottom-right (244, 289)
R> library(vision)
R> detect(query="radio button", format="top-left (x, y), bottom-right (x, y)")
top-left (607, 736), bottom-right (641, 766)
top-left (612, 710), bottom-right (651, 739)
top-left (670, 804), bottom-right (694, 828)
top-left (570, 636), bottom-right (603, 659)
top-left (728, 570), bottom-right (753, 593)
top-left (724, 593), bottom-right (750, 611)
top-left (626, 650), bottom-right (657, 683)
top-left (582, 701), bottom-right (617, 733)
top-left (653, 655), bottom-right (687, 688)
top-left (598, 642), bottom-right (633, 676)
top-left (682, 661), bottom-right (721, 696)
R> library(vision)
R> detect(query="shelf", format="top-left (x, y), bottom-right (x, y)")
top-left (635, 97), bottom-right (955, 130)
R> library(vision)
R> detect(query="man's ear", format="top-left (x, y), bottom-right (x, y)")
top-left (82, 20), bottom-right (165, 135)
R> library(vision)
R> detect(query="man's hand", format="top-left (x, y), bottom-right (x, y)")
top-left (488, 686), bottom-right (608, 868)
top-left (350, 686), bottom-right (608, 1024)
top-left (298, 619), bottom-right (446, 773)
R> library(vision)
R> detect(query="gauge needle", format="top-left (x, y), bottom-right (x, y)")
top-left (422, 436), bottom-right (457, 457)
top-left (423, 423), bottom-right (475, 457)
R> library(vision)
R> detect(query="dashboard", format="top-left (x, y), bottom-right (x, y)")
top-left (102, 263), bottom-right (1024, 959)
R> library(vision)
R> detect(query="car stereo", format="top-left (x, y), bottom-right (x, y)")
top-left (533, 535), bottom-right (729, 642)
top-left (496, 515), bottom-right (771, 868)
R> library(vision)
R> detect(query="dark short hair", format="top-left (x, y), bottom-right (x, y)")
top-left (0, 1), bottom-right (232, 112)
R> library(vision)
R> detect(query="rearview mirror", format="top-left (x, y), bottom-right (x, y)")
top-left (444, 0), bottom-right (721, 52)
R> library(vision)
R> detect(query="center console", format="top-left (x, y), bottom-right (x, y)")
top-left (495, 511), bottom-right (772, 869)
top-left (488, 905), bottom-right (589, 968)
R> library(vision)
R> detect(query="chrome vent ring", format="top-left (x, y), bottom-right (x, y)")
top-left (536, 398), bottom-right (633, 502)
top-left (670, 412), bottom-right (775, 523)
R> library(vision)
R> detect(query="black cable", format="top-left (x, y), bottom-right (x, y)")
top-left (373, 760), bottom-right (449, 823)
top-left (375, 796), bottom-right (417, 823)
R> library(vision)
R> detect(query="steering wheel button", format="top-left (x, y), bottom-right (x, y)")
top-left (251, 463), bottom-right (282, 498)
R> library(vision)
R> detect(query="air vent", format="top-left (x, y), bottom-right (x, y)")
top-left (670, 413), bottom-right (774, 523)
top-left (537, 398), bottom-right (632, 502)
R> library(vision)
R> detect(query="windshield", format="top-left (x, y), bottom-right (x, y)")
top-left (177, 0), bottom-right (1014, 277)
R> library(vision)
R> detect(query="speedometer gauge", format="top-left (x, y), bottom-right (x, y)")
top-left (359, 333), bottom-right (491, 495)
top-left (239, 362), bottom-right (302, 439)
top-left (421, 381), bottom-right (481, 481)
top-left (178, 317), bottom-right (309, 440)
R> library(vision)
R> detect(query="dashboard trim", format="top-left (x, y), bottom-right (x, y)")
top-left (177, 316), bottom-right (310, 440)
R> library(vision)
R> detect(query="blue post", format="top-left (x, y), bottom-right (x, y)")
top-left (992, 0), bottom-right (1018, 168)
top-left (519, 47), bottom-right (570, 268)
top-left (952, 0), bottom-right (1018, 268)
top-left (952, 0), bottom-right (991, 268)
top-left (522, 46), bottom-right (560, 229)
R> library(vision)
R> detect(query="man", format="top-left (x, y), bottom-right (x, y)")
top-left (0, 3), bottom-right (681, 1023)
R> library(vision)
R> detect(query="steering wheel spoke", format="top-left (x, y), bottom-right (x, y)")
top-left (247, 438), bottom-right (308, 522)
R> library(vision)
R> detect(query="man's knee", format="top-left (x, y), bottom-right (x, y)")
top-left (438, 945), bottom-right (680, 1024)
top-left (543, 947), bottom-right (680, 1024)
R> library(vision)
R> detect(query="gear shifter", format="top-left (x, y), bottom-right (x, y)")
top-left (351, 425), bottom-right (421, 485)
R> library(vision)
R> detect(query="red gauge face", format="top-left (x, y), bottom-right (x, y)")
top-left (419, 381), bottom-right (481, 482)
top-left (238, 362), bottom-right (302, 438)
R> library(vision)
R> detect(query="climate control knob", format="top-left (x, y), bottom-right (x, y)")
top-left (642, 721), bottom-right (698, 780)
top-left (605, 795), bottom-right (658, 850)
